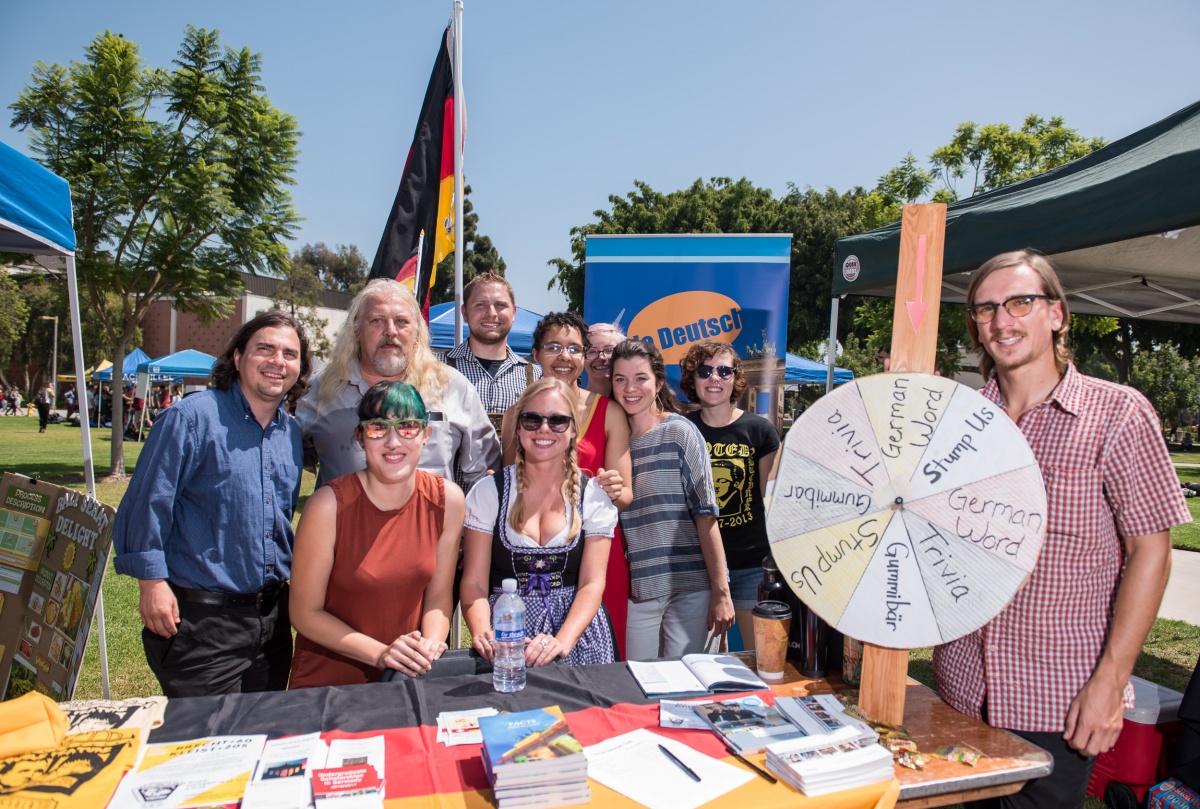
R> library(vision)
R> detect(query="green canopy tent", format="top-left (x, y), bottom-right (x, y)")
top-left (822, 99), bottom-right (1200, 384)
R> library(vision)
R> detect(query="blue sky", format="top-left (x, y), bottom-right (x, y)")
top-left (3, 1), bottom-right (1198, 315)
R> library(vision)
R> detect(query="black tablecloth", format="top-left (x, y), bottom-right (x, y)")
top-left (150, 662), bottom-right (654, 742)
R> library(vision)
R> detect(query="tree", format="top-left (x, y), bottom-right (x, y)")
top-left (930, 115), bottom-right (1106, 201)
top-left (294, 242), bottom-right (368, 294)
top-left (10, 27), bottom-right (300, 477)
top-left (1130, 345), bottom-right (1200, 435)
top-left (430, 184), bottom-right (506, 306)
top-left (0, 271), bottom-right (30, 381)
top-left (272, 252), bottom-right (332, 360)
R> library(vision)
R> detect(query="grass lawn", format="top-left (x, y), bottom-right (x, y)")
top-left (2, 416), bottom-right (1197, 702)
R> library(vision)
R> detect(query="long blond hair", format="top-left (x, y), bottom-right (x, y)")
top-left (509, 378), bottom-right (582, 539)
top-left (316, 279), bottom-right (448, 410)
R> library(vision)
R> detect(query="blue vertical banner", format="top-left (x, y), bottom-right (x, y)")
top-left (584, 234), bottom-right (792, 394)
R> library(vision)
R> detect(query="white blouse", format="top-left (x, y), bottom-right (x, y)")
top-left (464, 467), bottom-right (618, 548)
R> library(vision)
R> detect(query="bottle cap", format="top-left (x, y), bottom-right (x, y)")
top-left (762, 554), bottom-right (779, 572)
top-left (501, 578), bottom-right (517, 592)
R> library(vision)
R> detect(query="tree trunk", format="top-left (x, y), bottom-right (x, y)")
top-left (107, 337), bottom-right (130, 480)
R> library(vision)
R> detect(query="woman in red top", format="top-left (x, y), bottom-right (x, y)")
top-left (500, 313), bottom-right (632, 657)
top-left (288, 381), bottom-right (464, 688)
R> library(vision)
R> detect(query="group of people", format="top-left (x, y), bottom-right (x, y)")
top-left (111, 252), bottom-right (1190, 809)
top-left (3, 383), bottom-right (55, 431)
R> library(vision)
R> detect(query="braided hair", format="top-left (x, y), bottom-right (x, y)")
top-left (509, 377), bottom-right (582, 539)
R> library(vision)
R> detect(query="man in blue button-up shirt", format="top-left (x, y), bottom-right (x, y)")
top-left (113, 311), bottom-right (312, 697)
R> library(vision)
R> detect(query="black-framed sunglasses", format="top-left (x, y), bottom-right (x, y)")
top-left (539, 342), bottom-right (585, 357)
top-left (966, 294), bottom-right (1054, 323)
top-left (359, 419), bottom-right (427, 440)
top-left (517, 412), bottom-right (574, 433)
top-left (696, 364), bottom-right (736, 380)
top-left (584, 347), bottom-right (614, 360)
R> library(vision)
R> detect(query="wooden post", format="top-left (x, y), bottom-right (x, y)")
top-left (858, 203), bottom-right (947, 726)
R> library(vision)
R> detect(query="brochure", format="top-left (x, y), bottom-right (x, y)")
top-left (108, 734), bottom-right (267, 809)
top-left (242, 732), bottom-right (329, 809)
top-left (436, 707), bottom-right (499, 746)
top-left (627, 653), bottom-right (767, 698)
top-left (691, 695), bottom-right (809, 754)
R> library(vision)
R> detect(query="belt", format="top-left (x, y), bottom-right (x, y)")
top-left (169, 582), bottom-right (285, 610)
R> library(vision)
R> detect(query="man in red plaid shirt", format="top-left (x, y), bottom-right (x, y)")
top-left (934, 250), bottom-right (1191, 808)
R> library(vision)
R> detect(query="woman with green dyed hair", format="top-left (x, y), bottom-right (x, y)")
top-left (288, 381), bottom-right (465, 688)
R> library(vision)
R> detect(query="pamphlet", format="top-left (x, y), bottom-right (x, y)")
top-left (658, 698), bottom-right (713, 730)
top-left (692, 695), bottom-right (809, 754)
top-left (436, 707), bottom-right (499, 746)
top-left (242, 732), bottom-right (329, 809)
top-left (627, 653), bottom-right (767, 698)
top-left (311, 735), bottom-right (386, 807)
top-left (108, 734), bottom-right (267, 809)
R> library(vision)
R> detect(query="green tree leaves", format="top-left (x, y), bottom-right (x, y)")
top-left (10, 26), bottom-right (301, 477)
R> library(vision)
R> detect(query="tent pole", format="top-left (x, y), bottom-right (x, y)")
top-left (65, 255), bottom-right (110, 699)
top-left (451, 0), bottom-right (465, 347)
top-left (825, 296), bottom-right (840, 394)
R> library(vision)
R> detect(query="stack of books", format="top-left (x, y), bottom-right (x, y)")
top-left (478, 706), bottom-right (590, 809)
top-left (765, 695), bottom-right (893, 796)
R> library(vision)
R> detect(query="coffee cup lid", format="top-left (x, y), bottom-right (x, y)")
top-left (752, 600), bottom-right (792, 619)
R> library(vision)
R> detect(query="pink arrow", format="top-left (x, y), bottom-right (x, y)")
top-left (906, 234), bottom-right (929, 332)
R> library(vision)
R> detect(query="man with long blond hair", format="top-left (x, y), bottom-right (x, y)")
top-left (297, 279), bottom-right (499, 489)
top-left (934, 249), bottom-right (1190, 808)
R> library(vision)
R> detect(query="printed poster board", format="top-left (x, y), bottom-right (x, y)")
top-left (0, 472), bottom-right (115, 701)
top-left (583, 234), bottom-right (792, 396)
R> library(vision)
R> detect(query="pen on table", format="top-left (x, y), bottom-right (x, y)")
top-left (657, 743), bottom-right (701, 782)
top-left (724, 745), bottom-right (778, 784)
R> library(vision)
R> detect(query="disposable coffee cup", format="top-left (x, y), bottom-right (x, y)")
top-left (752, 600), bottom-right (792, 680)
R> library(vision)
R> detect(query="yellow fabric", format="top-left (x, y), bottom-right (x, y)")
top-left (0, 692), bottom-right (69, 760)
top-left (0, 729), bottom-right (140, 807)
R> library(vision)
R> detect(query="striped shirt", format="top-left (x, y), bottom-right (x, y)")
top-left (621, 413), bottom-right (719, 600)
top-left (443, 342), bottom-right (540, 415)
top-left (934, 364), bottom-right (1191, 732)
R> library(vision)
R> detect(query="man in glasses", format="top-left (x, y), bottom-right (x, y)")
top-left (113, 311), bottom-right (312, 697)
top-left (443, 272), bottom-right (540, 430)
top-left (297, 279), bottom-right (499, 489)
top-left (934, 250), bottom-right (1190, 808)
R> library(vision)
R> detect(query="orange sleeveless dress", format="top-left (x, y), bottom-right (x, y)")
top-left (289, 471), bottom-right (446, 688)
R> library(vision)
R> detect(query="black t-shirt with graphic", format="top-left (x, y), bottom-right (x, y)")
top-left (685, 410), bottom-right (781, 570)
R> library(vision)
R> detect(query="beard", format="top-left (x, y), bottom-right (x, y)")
top-left (469, 323), bottom-right (510, 346)
top-left (370, 342), bottom-right (409, 376)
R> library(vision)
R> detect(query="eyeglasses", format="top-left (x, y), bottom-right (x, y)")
top-left (584, 347), bottom-right (614, 360)
top-left (359, 419), bottom-right (427, 440)
top-left (517, 412), bottom-right (574, 433)
top-left (695, 364), bottom-right (736, 380)
top-left (539, 343), bottom-right (585, 357)
top-left (966, 294), bottom-right (1054, 323)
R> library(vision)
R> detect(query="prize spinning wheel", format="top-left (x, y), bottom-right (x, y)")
top-left (766, 373), bottom-right (1047, 649)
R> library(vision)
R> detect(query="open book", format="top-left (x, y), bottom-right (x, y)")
top-left (628, 654), bottom-right (767, 698)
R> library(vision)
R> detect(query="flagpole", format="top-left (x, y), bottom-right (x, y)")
top-left (452, 0), bottom-right (465, 345)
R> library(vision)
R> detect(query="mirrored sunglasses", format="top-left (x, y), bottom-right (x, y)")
top-left (359, 419), bottom-right (427, 440)
top-left (696, 364), bottom-right (736, 380)
top-left (517, 412), bottom-right (574, 433)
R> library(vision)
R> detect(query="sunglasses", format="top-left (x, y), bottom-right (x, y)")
top-left (539, 343), bottom-right (585, 357)
top-left (967, 294), bottom-right (1053, 323)
top-left (359, 419), bottom-right (427, 440)
top-left (517, 412), bottom-right (574, 433)
top-left (695, 364), bottom-right (736, 380)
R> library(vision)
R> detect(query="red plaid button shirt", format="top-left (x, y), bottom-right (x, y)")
top-left (934, 364), bottom-right (1191, 732)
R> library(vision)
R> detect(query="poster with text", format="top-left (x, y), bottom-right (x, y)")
top-left (583, 234), bottom-right (792, 395)
top-left (0, 473), bottom-right (115, 701)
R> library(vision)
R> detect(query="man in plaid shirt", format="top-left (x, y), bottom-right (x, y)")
top-left (934, 250), bottom-right (1191, 808)
top-left (443, 271), bottom-right (539, 434)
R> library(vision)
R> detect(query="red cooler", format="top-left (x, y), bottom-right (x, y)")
top-left (1089, 676), bottom-right (1184, 806)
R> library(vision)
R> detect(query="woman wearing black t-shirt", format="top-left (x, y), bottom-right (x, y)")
top-left (680, 341), bottom-right (781, 649)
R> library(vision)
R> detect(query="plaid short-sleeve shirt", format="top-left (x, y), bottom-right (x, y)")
top-left (933, 364), bottom-right (1191, 733)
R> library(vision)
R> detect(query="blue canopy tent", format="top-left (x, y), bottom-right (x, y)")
top-left (0, 141), bottom-right (113, 696)
top-left (428, 302), bottom-right (543, 355)
top-left (138, 348), bottom-right (218, 378)
top-left (786, 352), bottom-right (853, 385)
top-left (94, 348), bottom-right (153, 381)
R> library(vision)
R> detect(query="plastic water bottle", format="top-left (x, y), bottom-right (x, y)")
top-left (492, 578), bottom-right (526, 692)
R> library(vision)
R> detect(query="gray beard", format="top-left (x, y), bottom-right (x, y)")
top-left (370, 350), bottom-right (408, 376)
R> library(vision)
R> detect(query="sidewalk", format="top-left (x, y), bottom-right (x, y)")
top-left (1160, 548), bottom-right (1200, 624)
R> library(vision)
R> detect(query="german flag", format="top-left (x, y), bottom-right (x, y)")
top-left (369, 24), bottom-right (457, 315)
